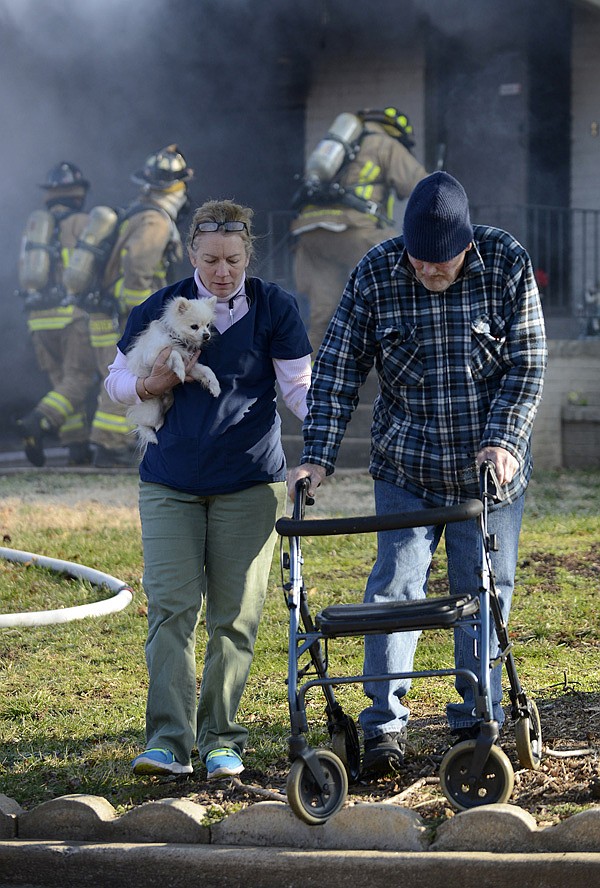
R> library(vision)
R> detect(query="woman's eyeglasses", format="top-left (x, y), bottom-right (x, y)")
top-left (192, 221), bottom-right (248, 238)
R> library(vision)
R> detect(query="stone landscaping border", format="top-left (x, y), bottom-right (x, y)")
top-left (1, 795), bottom-right (599, 888)
top-left (1, 793), bottom-right (599, 853)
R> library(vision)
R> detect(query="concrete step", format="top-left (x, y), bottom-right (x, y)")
top-left (280, 402), bottom-right (373, 438)
top-left (280, 367), bottom-right (378, 470)
top-left (282, 434), bottom-right (370, 469)
top-left (280, 404), bottom-right (375, 469)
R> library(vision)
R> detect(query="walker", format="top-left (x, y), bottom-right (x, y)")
top-left (276, 463), bottom-right (542, 824)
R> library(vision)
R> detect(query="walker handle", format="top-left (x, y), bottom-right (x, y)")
top-left (277, 498), bottom-right (483, 538)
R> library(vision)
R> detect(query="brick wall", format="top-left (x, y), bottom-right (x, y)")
top-left (304, 48), bottom-right (427, 229)
top-left (532, 339), bottom-right (600, 468)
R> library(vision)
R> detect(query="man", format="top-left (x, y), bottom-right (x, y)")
top-left (291, 107), bottom-right (428, 350)
top-left (287, 171), bottom-right (547, 776)
top-left (87, 144), bottom-right (193, 467)
top-left (17, 162), bottom-right (97, 467)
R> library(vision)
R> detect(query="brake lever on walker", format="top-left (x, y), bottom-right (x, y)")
top-left (297, 476), bottom-right (316, 506)
top-left (481, 460), bottom-right (505, 504)
top-left (294, 478), bottom-right (314, 522)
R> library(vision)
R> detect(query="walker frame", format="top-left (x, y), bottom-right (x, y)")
top-left (276, 463), bottom-right (542, 824)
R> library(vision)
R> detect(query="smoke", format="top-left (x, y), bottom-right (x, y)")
top-left (0, 0), bottom-right (572, 426)
top-left (0, 0), bottom-right (312, 420)
top-left (0, 0), bottom-right (186, 198)
top-left (0, 0), bottom-right (199, 416)
top-left (0, 0), bottom-right (166, 43)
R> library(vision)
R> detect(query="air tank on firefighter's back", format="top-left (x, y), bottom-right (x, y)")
top-left (304, 112), bottom-right (363, 188)
top-left (63, 205), bottom-right (119, 298)
top-left (18, 209), bottom-right (56, 292)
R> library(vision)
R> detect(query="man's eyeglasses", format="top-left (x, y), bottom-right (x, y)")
top-left (192, 221), bottom-right (248, 238)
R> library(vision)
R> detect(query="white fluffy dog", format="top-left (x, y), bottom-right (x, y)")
top-left (125, 295), bottom-right (221, 452)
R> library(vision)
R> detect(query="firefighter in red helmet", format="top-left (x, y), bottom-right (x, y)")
top-left (291, 107), bottom-right (428, 351)
top-left (16, 161), bottom-right (97, 466)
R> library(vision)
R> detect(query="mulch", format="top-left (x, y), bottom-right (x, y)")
top-left (145, 685), bottom-right (600, 827)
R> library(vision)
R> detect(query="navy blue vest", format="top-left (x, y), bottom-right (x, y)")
top-left (118, 276), bottom-right (311, 495)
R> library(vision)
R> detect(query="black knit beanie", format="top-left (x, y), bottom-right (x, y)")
top-left (403, 171), bottom-right (473, 262)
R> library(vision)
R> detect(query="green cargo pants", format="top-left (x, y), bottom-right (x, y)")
top-left (139, 480), bottom-right (286, 766)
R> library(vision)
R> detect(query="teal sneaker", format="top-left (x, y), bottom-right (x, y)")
top-left (205, 747), bottom-right (244, 779)
top-left (131, 747), bottom-right (193, 776)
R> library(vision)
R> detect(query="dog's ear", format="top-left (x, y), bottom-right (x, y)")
top-left (176, 298), bottom-right (189, 316)
top-left (206, 296), bottom-right (218, 310)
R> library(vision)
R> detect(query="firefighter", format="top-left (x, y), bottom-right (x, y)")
top-left (87, 144), bottom-right (194, 468)
top-left (16, 162), bottom-right (98, 467)
top-left (291, 107), bottom-right (428, 351)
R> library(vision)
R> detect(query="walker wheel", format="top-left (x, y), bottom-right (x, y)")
top-left (287, 748), bottom-right (348, 825)
top-left (515, 699), bottom-right (543, 770)
top-left (439, 740), bottom-right (514, 811)
top-left (330, 715), bottom-right (361, 783)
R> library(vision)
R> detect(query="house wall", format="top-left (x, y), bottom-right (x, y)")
top-left (303, 47), bottom-right (427, 228)
top-left (532, 339), bottom-right (600, 469)
top-left (571, 6), bottom-right (600, 211)
top-left (569, 4), bottom-right (600, 325)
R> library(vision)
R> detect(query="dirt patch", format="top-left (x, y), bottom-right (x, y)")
top-left (522, 546), bottom-right (600, 581)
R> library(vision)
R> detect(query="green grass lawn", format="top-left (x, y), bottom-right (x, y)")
top-left (0, 469), bottom-right (598, 816)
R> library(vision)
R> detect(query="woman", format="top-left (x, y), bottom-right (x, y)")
top-left (105, 199), bottom-right (311, 778)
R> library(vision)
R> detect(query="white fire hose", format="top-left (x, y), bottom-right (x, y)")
top-left (0, 547), bottom-right (134, 627)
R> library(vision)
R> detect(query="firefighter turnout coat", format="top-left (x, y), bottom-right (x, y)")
top-left (22, 204), bottom-right (97, 447)
top-left (291, 121), bottom-right (428, 350)
top-left (89, 200), bottom-right (182, 453)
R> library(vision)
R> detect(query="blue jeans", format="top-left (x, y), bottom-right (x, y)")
top-left (359, 479), bottom-right (525, 739)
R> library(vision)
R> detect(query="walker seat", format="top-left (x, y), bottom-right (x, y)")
top-left (316, 593), bottom-right (479, 636)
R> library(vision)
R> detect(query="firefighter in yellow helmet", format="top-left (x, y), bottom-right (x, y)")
top-left (87, 145), bottom-right (194, 467)
top-left (291, 107), bottom-right (428, 351)
top-left (16, 162), bottom-right (98, 466)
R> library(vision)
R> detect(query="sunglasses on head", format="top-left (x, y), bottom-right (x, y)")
top-left (192, 220), bottom-right (248, 237)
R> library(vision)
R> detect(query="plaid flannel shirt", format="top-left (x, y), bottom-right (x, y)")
top-left (302, 225), bottom-right (547, 506)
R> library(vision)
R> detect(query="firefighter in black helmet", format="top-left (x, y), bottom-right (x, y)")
top-left (43, 162), bottom-right (89, 192)
top-left (88, 145), bottom-right (194, 468)
top-left (291, 107), bottom-right (428, 351)
top-left (16, 162), bottom-right (98, 467)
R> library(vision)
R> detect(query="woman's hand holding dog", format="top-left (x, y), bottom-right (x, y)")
top-left (137, 346), bottom-right (201, 400)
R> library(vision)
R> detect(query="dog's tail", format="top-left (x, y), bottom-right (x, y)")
top-left (125, 406), bottom-right (158, 456)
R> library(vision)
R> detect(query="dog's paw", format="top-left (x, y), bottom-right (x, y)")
top-left (167, 351), bottom-right (187, 382)
top-left (191, 365), bottom-right (221, 397)
top-left (203, 369), bottom-right (221, 398)
top-left (207, 377), bottom-right (221, 398)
